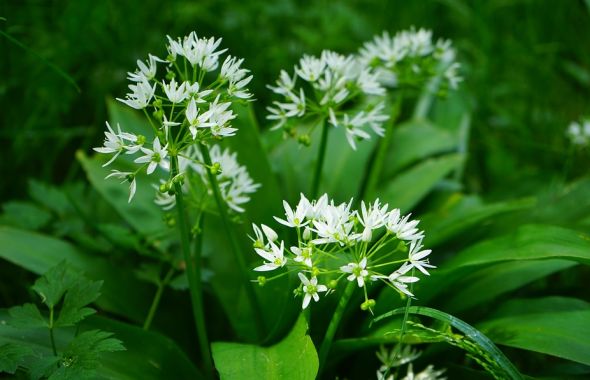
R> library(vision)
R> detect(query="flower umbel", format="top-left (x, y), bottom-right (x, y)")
top-left (251, 194), bottom-right (435, 310)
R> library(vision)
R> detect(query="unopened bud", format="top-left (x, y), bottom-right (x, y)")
top-left (297, 134), bottom-right (311, 147)
top-left (165, 70), bottom-right (176, 80)
top-left (257, 276), bottom-right (267, 287)
top-left (210, 162), bottom-right (222, 175)
top-left (311, 267), bottom-right (320, 277)
top-left (360, 299), bottom-right (376, 311)
top-left (328, 280), bottom-right (338, 289)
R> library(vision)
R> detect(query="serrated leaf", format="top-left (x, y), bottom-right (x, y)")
top-left (8, 303), bottom-right (47, 329)
top-left (32, 263), bottom-right (79, 308)
top-left (56, 278), bottom-right (102, 327)
top-left (0, 343), bottom-right (33, 374)
top-left (212, 315), bottom-right (319, 380)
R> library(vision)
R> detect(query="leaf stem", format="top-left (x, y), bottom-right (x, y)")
top-left (311, 118), bottom-right (329, 198)
top-left (170, 155), bottom-right (213, 379)
top-left (199, 143), bottom-right (265, 339)
top-left (360, 97), bottom-right (402, 201)
top-left (48, 306), bottom-right (57, 356)
top-left (318, 281), bottom-right (355, 374)
top-left (143, 267), bottom-right (175, 331)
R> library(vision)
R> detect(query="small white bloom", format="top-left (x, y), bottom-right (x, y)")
top-left (407, 239), bottom-right (435, 276)
top-left (116, 79), bottom-right (156, 109)
top-left (386, 209), bottom-right (424, 242)
top-left (93, 122), bottom-right (136, 167)
top-left (162, 78), bottom-right (189, 103)
top-left (386, 264), bottom-right (419, 297)
top-left (340, 257), bottom-right (369, 287)
top-left (291, 246), bottom-right (313, 267)
top-left (274, 195), bottom-right (310, 228)
top-left (252, 223), bottom-right (278, 248)
top-left (298, 273), bottom-right (328, 309)
top-left (254, 241), bottom-right (286, 272)
top-left (134, 138), bottom-right (169, 175)
top-left (295, 55), bottom-right (325, 82)
top-left (358, 199), bottom-right (389, 241)
top-left (105, 170), bottom-right (137, 203)
top-left (128, 54), bottom-right (163, 82)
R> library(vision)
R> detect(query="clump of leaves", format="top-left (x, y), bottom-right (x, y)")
top-left (1, 262), bottom-right (125, 379)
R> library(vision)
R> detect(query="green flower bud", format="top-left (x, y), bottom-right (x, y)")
top-left (153, 98), bottom-right (163, 108)
top-left (136, 134), bottom-right (146, 145)
top-left (210, 162), bottom-right (222, 175)
top-left (297, 134), bottom-right (311, 146)
top-left (159, 182), bottom-right (170, 193)
top-left (125, 173), bottom-right (135, 183)
top-left (311, 267), bottom-right (320, 278)
top-left (165, 70), bottom-right (176, 80)
top-left (257, 276), bottom-right (267, 287)
top-left (328, 280), bottom-right (338, 289)
top-left (360, 299), bottom-right (376, 311)
top-left (172, 173), bottom-right (185, 185)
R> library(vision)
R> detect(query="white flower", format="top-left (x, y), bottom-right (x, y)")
top-left (341, 257), bottom-right (369, 287)
top-left (134, 138), bottom-right (169, 175)
top-left (358, 200), bottom-right (389, 241)
top-left (105, 170), bottom-right (137, 203)
top-left (386, 209), bottom-right (424, 242)
top-left (567, 119), bottom-right (590, 146)
top-left (116, 79), bottom-right (156, 109)
top-left (252, 224), bottom-right (278, 248)
top-left (407, 239), bottom-right (435, 275)
top-left (162, 78), bottom-right (189, 103)
top-left (128, 54), bottom-right (163, 82)
top-left (298, 273), bottom-right (327, 309)
top-left (274, 195), bottom-right (310, 228)
top-left (267, 70), bottom-right (297, 96)
top-left (386, 264), bottom-right (419, 297)
top-left (311, 201), bottom-right (356, 246)
top-left (186, 98), bottom-right (215, 139)
top-left (401, 364), bottom-right (446, 380)
top-left (221, 55), bottom-right (253, 99)
top-left (254, 241), bottom-right (286, 272)
top-left (295, 55), bottom-right (325, 82)
top-left (291, 246), bottom-right (313, 267)
top-left (206, 96), bottom-right (237, 137)
top-left (93, 122), bottom-right (136, 167)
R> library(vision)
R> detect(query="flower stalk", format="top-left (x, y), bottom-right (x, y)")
top-left (199, 143), bottom-right (265, 339)
top-left (311, 118), bottom-right (329, 198)
top-left (170, 155), bottom-right (213, 379)
top-left (143, 267), bottom-right (175, 331)
top-left (318, 281), bottom-right (355, 374)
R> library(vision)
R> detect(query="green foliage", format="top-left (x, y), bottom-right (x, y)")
top-left (212, 315), bottom-right (319, 379)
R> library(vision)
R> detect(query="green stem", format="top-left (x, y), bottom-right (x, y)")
top-left (199, 143), bottom-right (265, 339)
top-left (48, 306), bottom-right (57, 356)
top-left (393, 268), bottom-right (415, 362)
top-left (311, 119), bottom-right (329, 199)
top-left (170, 155), bottom-right (213, 379)
top-left (143, 267), bottom-right (175, 331)
top-left (360, 97), bottom-right (402, 201)
top-left (318, 281), bottom-right (355, 374)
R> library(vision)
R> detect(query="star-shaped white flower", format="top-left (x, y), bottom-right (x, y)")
top-left (254, 241), bottom-right (286, 272)
top-left (298, 273), bottom-right (327, 309)
top-left (134, 138), bottom-right (168, 175)
top-left (340, 257), bottom-right (369, 287)
top-left (407, 239), bottom-right (435, 275)
top-left (291, 246), bottom-right (313, 267)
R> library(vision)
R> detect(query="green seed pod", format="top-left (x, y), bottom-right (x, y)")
top-left (297, 134), bottom-right (311, 146)
top-left (328, 280), bottom-right (338, 289)
top-left (257, 276), bottom-right (267, 287)
top-left (210, 162), bottom-right (222, 175)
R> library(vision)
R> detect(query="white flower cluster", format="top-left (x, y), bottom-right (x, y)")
top-left (266, 51), bottom-right (389, 150)
top-left (566, 118), bottom-right (590, 147)
top-left (376, 345), bottom-right (446, 380)
top-left (94, 31), bottom-right (258, 207)
top-left (359, 27), bottom-right (461, 91)
top-left (251, 194), bottom-right (434, 310)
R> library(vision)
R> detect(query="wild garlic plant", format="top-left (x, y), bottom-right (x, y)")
top-left (251, 193), bottom-right (434, 371)
top-left (93, 31), bottom-right (261, 379)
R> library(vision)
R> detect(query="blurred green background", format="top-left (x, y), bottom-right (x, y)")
top-left (2, 0), bottom-right (589, 202)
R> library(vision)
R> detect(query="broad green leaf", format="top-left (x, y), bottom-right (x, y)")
top-left (379, 153), bottom-right (463, 212)
top-left (445, 259), bottom-right (577, 313)
top-left (8, 304), bottom-right (47, 329)
top-left (373, 306), bottom-right (523, 380)
top-left (0, 201), bottom-right (52, 230)
top-left (444, 225), bottom-right (590, 268)
top-left (419, 225), bottom-right (590, 303)
top-left (382, 119), bottom-right (457, 178)
top-left (490, 296), bottom-right (590, 318)
top-left (0, 226), bottom-right (152, 322)
top-left (27, 180), bottom-right (71, 216)
top-left (0, 310), bottom-right (202, 380)
top-left (212, 315), bottom-right (319, 380)
top-left (419, 195), bottom-right (535, 247)
top-left (0, 343), bottom-right (33, 374)
top-left (77, 151), bottom-right (167, 237)
top-left (478, 298), bottom-right (590, 366)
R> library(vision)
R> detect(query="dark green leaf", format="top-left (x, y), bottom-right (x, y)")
top-left (8, 303), bottom-right (47, 329)
top-left (478, 298), bottom-right (590, 366)
top-left (1, 201), bottom-right (52, 230)
top-left (32, 263), bottom-right (79, 308)
top-left (212, 315), bottom-right (319, 380)
top-left (27, 180), bottom-right (71, 216)
top-left (0, 343), bottom-right (33, 374)
top-left (56, 278), bottom-right (103, 327)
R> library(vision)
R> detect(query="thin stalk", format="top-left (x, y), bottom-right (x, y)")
top-left (361, 97), bottom-right (402, 201)
top-left (143, 267), bottom-right (175, 331)
top-left (318, 281), bottom-right (355, 374)
top-left (199, 143), bottom-right (265, 339)
top-left (170, 155), bottom-right (213, 379)
top-left (392, 268), bottom-right (416, 365)
top-left (311, 119), bottom-right (329, 198)
top-left (48, 306), bottom-right (57, 356)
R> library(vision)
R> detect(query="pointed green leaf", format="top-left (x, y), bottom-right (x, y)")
top-left (0, 343), bottom-right (33, 374)
top-left (56, 278), bottom-right (103, 327)
top-left (212, 315), bottom-right (319, 380)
